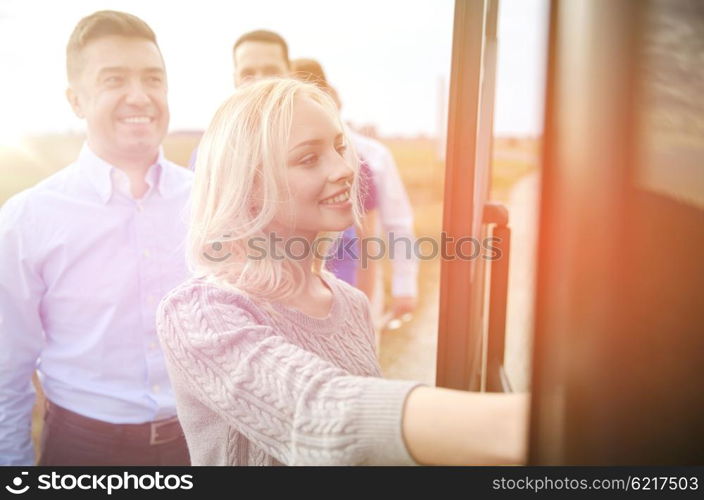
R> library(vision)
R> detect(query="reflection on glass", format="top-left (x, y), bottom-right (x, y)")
top-left (637, 0), bottom-right (704, 208)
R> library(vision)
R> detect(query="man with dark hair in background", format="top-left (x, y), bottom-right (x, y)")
top-left (232, 29), bottom-right (290, 85)
top-left (0, 10), bottom-right (192, 465)
top-left (187, 29), bottom-right (291, 168)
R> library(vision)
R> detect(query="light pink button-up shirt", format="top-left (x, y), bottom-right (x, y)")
top-left (0, 144), bottom-right (193, 465)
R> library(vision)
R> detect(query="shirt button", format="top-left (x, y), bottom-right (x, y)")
top-left (149, 342), bottom-right (157, 350)
top-left (136, 202), bottom-right (144, 212)
top-left (143, 250), bottom-right (151, 258)
top-left (153, 384), bottom-right (161, 393)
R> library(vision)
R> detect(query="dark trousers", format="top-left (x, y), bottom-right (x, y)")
top-left (38, 400), bottom-right (190, 466)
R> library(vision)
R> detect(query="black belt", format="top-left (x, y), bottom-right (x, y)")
top-left (45, 399), bottom-right (184, 446)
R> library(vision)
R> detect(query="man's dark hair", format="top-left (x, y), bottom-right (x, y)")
top-left (232, 30), bottom-right (290, 67)
top-left (290, 58), bottom-right (340, 107)
top-left (291, 58), bottom-right (329, 88)
top-left (66, 10), bottom-right (160, 82)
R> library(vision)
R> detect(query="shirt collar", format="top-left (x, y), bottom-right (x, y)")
top-left (78, 143), bottom-right (169, 204)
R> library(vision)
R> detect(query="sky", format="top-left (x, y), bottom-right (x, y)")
top-left (0, 0), bottom-right (548, 143)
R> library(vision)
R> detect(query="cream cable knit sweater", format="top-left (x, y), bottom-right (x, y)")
top-left (156, 274), bottom-right (422, 465)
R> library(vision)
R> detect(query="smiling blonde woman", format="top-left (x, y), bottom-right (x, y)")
top-left (156, 78), bottom-right (528, 466)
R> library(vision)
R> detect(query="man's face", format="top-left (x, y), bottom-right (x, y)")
top-left (233, 41), bottom-right (289, 86)
top-left (67, 35), bottom-right (169, 164)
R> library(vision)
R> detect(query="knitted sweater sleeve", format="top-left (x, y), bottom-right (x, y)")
top-left (156, 282), bottom-right (421, 465)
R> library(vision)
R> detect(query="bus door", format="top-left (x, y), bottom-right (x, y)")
top-left (530, 0), bottom-right (704, 464)
top-left (437, 0), bottom-right (511, 392)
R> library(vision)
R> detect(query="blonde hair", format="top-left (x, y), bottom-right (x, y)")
top-left (189, 78), bottom-right (362, 302)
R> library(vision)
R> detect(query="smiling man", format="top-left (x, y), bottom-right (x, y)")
top-left (0, 11), bottom-right (193, 465)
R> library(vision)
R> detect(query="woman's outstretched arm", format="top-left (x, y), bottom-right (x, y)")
top-left (402, 387), bottom-right (529, 465)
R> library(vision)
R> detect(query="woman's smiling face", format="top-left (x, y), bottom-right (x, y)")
top-left (276, 95), bottom-right (355, 238)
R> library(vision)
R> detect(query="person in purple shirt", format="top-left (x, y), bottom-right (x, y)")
top-left (328, 161), bottom-right (378, 286)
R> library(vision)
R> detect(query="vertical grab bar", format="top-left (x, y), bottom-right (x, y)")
top-left (484, 202), bottom-right (512, 392)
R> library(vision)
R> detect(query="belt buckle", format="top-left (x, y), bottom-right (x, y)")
top-left (149, 418), bottom-right (178, 446)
